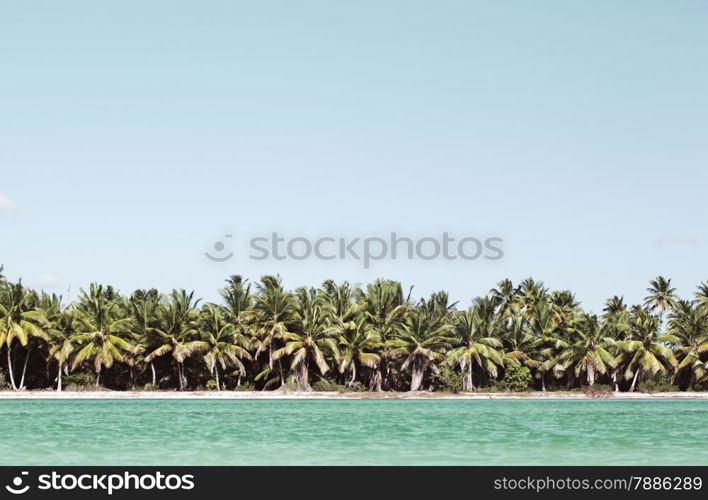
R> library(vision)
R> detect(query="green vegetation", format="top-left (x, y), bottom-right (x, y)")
top-left (500, 365), bottom-right (532, 392)
top-left (0, 266), bottom-right (706, 392)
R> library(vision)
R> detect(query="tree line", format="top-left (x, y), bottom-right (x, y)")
top-left (0, 266), bottom-right (706, 392)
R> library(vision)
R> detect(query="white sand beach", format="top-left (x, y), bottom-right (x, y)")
top-left (0, 390), bottom-right (706, 400)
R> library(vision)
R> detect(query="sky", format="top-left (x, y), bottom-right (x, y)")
top-left (1, 1), bottom-right (706, 312)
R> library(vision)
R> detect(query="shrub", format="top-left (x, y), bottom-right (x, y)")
top-left (430, 365), bottom-right (463, 393)
top-left (205, 379), bottom-right (217, 391)
top-left (500, 365), bottom-right (532, 392)
top-left (638, 379), bottom-right (677, 393)
top-left (311, 379), bottom-right (348, 393)
top-left (63, 372), bottom-right (95, 388)
top-left (583, 383), bottom-right (612, 393)
top-left (64, 383), bottom-right (108, 392)
top-left (347, 381), bottom-right (367, 393)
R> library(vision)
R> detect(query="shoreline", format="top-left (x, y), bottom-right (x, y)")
top-left (0, 390), bottom-right (706, 400)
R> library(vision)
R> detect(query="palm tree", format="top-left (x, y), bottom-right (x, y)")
top-left (517, 278), bottom-right (549, 323)
top-left (273, 288), bottom-right (337, 391)
top-left (337, 315), bottom-right (381, 386)
top-left (200, 304), bottom-right (252, 390)
top-left (549, 290), bottom-right (580, 326)
top-left (47, 309), bottom-right (88, 391)
top-left (694, 282), bottom-right (708, 313)
top-left (356, 279), bottom-right (410, 391)
top-left (603, 296), bottom-right (627, 319)
top-left (616, 307), bottom-right (678, 391)
top-left (18, 291), bottom-right (61, 389)
top-left (666, 300), bottom-right (708, 388)
top-left (320, 280), bottom-right (359, 329)
top-left (72, 284), bottom-right (135, 386)
top-left (500, 314), bottom-right (539, 369)
top-left (252, 275), bottom-right (295, 388)
top-left (448, 301), bottom-right (504, 391)
top-left (392, 309), bottom-right (453, 391)
top-left (71, 329), bottom-right (135, 387)
top-left (524, 301), bottom-right (561, 391)
top-left (552, 314), bottom-right (617, 387)
top-left (318, 280), bottom-right (378, 386)
top-left (490, 279), bottom-right (519, 326)
top-left (0, 281), bottom-right (49, 390)
top-left (220, 275), bottom-right (255, 337)
top-left (129, 289), bottom-right (161, 386)
top-left (644, 276), bottom-right (677, 320)
top-left (1, 271), bottom-right (708, 394)
top-left (419, 291), bottom-right (458, 328)
top-left (144, 290), bottom-right (204, 391)
top-left (601, 296), bottom-right (630, 390)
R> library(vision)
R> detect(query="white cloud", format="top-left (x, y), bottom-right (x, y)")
top-left (37, 275), bottom-right (62, 289)
top-left (0, 193), bottom-right (15, 214)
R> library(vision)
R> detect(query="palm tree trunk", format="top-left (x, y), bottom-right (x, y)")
top-left (462, 362), bottom-right (475, 392)
top-left (541, 372), bottom-right (546, 392)
top-left (349, 364), bottom-right (357, 386)
top-left (587, 363), bottom-right (595, 387)
top-left (150, 362), bottom-right (156, 386)
top-left (297, 362), bottom-right (311, 391)
top-left (410, 359), bottom-right (424, 391)
top-left (215, 367), bottom-right (220, 391)
top-left (612, 370), bottom-right (618, 392)
top-left (57, 363), bottom-right (63, 392)
top-left (19, 346), bottom-right (31, 390)
top-left (277, 359), bottom-right (285, 388)
top-left (6, 343), bottom-right (17, 390)
top-left (178, 362), bottom-right (186, 391)
top-left (95, 366), bottom-right (101, 387)
top-left (629, 368), bottom-right (641, 392)
top-left (369, 367), bottom-right (383, 392)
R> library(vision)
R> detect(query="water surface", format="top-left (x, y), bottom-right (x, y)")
top-left (2, 400), bottom-right (705, 465)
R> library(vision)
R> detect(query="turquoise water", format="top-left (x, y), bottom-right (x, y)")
top-left (1, 400), bottom-right (706, 465)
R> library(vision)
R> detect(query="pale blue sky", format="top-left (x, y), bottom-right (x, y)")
top-left (1, 1), bottom-right (706, 311)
